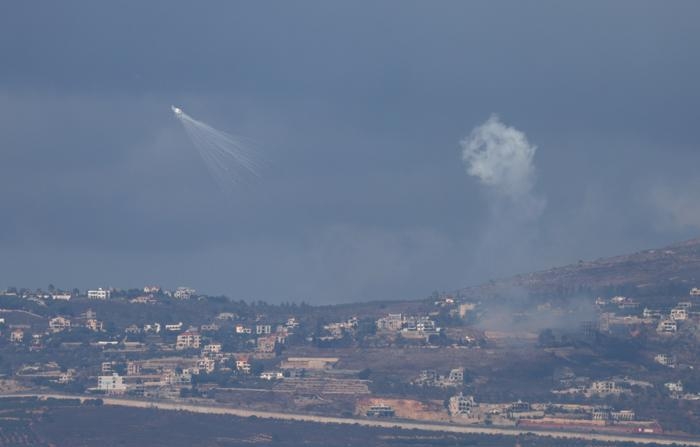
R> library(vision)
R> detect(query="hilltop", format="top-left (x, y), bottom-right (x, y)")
top-left (459, 237), bottom-right (700, 301)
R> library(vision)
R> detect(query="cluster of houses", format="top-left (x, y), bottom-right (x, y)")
top-left (413, 367), bottom-right (465, 387)
top-left (376, 313), bottom-right (440, 338)
top-left (447, 393), bottom-right (660, 433)
top-left (7, 309), bottom-right (106, 348)
top-left (1, 285), bottom-right (198, 303)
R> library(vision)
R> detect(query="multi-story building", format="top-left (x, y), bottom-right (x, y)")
top-left (235, 356), bottom-right (251, 374)
top-left (85, 319), bottom-right (104, 332)
top-left (447, 367), bottom-right (465, 384)
top-left (255, 324), bottom-right (272, 335)
top-left (589, 380), bottom-right (618, 395)
top-left (654, 353), bottom-right (676, 367)
top-left (202, 343), bottom-right (222, 354)
top-left (173, 287), bottom-right (195, 300)
top-left (126, 361), bottom-right (141, 376)
top-left (376, 313), bottom-right (403, 332)
top-left (97, 373), bottom-right (126, 394)
top-left (101, 361), bottom-right (115, 374)
top-left (449, 393), bottom-right (477, 416)
top-left (256, 335), bottom-right (276, 353)
top-left (670, 308), bottom-right (688, 321)
top-left (49, 316), bottom-right (71, 333)
top-left (197, 357), bottom-right (216, 374)
top-left (87, 288), bottom-right (110, 300)
top-left (10, 329), bottom-right (24, 343)
top-left (176, 330), bottom-right (201, 350)
top-left (657, 319), bottom-right (678, 333)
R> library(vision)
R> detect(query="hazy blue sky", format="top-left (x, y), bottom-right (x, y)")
top-left (1, 2), bottom-right (699, 303)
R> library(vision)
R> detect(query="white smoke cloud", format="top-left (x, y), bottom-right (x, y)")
top-left (461, 114), bottom-right (545, 218)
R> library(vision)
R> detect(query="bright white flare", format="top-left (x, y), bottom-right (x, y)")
top-left (172, 106), bottom-right (260, 189)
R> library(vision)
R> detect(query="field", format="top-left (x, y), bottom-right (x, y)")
top-left (0, 397), bottom-right (665, 447)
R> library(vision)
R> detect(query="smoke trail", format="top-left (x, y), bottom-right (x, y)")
top-left (172, 106), bottom-right (260, 189)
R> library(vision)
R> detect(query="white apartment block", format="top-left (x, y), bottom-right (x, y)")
top-left (97, 373), bottom-right (126, 394)
top-left (87, 288), bottom-right (110, 300)
top-left (176, 331), bottom-right (201, 350)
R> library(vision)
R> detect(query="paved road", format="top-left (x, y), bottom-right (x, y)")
top-left (4, 393), bottom-right (700, 446)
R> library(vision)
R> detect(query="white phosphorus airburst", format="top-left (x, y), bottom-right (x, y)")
top-left (172, 105), bottom-right (261, 190)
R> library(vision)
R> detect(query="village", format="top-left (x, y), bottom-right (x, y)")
top-left (1, 283), bottom-right (700, 437)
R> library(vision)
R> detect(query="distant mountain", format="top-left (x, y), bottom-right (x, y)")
top-left (459, 238), bottom-right (700, 300)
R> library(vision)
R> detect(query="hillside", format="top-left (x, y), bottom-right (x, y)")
top-left (459, 237), bottom-right (700, 300)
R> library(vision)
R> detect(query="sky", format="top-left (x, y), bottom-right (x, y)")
top-left (1, 2), bottom-right (699, 303)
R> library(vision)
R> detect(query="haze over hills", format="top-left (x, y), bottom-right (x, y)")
top-left (459, 237), bottom-right (700, 301)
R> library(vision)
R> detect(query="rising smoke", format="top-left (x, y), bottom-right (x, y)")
top-left (461, 114), bottom-right (545, 219)
top-left (172, 106), bottom-right (261, 190)
top-left (459, 115), bottom-right (547, 283)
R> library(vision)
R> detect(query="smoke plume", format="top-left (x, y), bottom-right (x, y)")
top-left (461, 115), bottom-right (545, 218)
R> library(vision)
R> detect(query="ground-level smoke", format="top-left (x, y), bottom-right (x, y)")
top-left (172, 105), bottom-right (260, 189)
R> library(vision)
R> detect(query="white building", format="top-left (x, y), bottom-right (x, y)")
top-left (202, 343), bottom-right (222, 354)
top-left (49, 316), bottom-right (71, 333)
top-left (235, 357), bottom-right (251, 374)
top-left (260, 371), bottom-right (284, 380)
top-left (665, 381), bottom-right (684, 394)
top-left (86, 319), bottom-right (104, 332)
top-left (97, 373), bottom-right (126, 394)
top-left (10, 329), bottom-right (24, 343)
top-left (447, 367), bottom-right (465, 384)
top-left (197, 357), bottom-right (216, 373)
top-left (655, 353), bottom-right (676, 367)
top-left (670, 308), bottom-right (688, 321)
top-left (449, 393), bottom-right (477, 416)
top-left (51, 292), bottom-right (72, 300)
top-left (589, 380), bottom-right (618, 395)
top-left (657, 319), bottom-right (678, 333)
top-left (376, 313), bottom-right (403, 331)
top-left (176, 330), bottom-right (201, 350)
top-left (173, 287), bottom-right (195, 300)
top-left (256, 324), bottom-right (272, 335)
top-left (165, 322), bottom-right (183, 332)
top-left (235, 324), bottom-right (252, 334)
top-left (87, 288), bottom-right (110, 300)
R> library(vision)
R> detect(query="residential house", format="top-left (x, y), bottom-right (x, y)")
top-left (176, 330), bottom-right (201, 350)
top-left (260, 371), bottom-right (284, 380)
top-left (85, 319), bottom-right (104, 332)
top-left (97, 373), bottom-right (126, 394)
top-left (87, 288), bottom-right (110, 300)
top-left (449, 393), bottom-right (477, 416)
top-left (49, 316), bottom-right (71, 332)
top-left (255, 324), bottom-right (272, 335)
top-left (173, 287), bottom-right (195, 300)
top-left (235, 356), bottom-right (251, 374)
top-left (657, 319), bottom-right (678, 333)
top-left (256, 335), bottom-right (276, 353)
top-left (165, 322), bottom-right (183, 332)
top-left (376, 313), bottom-right (403, 331)
top-left (10, 329), bottom-right (24, 343)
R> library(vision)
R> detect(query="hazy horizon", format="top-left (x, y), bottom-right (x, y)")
top-left (2, 2), bottom-right (700, 303)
